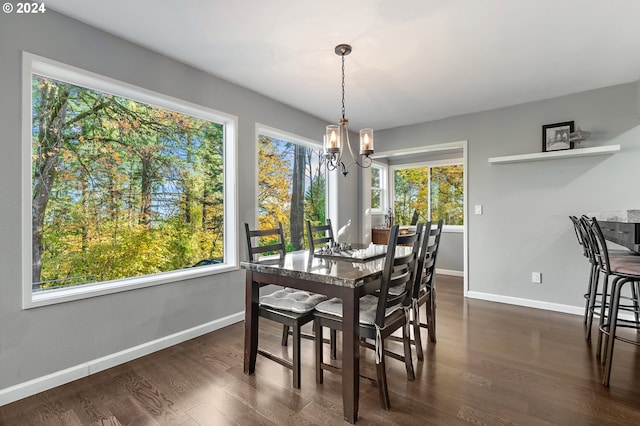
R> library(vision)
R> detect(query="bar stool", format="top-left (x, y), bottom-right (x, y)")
top-left (585, 217), bottom-right (640, 385)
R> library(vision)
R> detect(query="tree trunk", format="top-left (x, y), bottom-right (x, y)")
top-left (289, 144), bottom-right (306, 250)
top-left (32, 82), bottom-right (71, 284)
top-left (139, 152), bottom-right (153, 227)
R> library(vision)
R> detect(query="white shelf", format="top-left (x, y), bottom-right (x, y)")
top-left (488, 144), bottom-right (620, 164)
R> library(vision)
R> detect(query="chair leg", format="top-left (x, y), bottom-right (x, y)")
top-left (585, 266), bottom-right (599, 341)
top-left (281, 325), bottom-right (290, 346)
top-left (583, 263), bottom-right (594, 325)
top-left (603, 278), bottom-right (624, 386)
top-left (315, 319), bottom-right (323, 384)
top-left (428, 286), bottom-right (437, 343)
top-left (412, 300), bottom-right (424, 361)
top-left (403, 319), bottom-right (415, 381)
top-left (330, 329), bottom-right (337, 360)
top-left (596, 274), bottom-right (610, 359)
top-left (376, 356), bottom-right (390, 410)
top-left (631, 281), bottom-right (640, 326)
top-left (292, 324), bottom-right (301, 389)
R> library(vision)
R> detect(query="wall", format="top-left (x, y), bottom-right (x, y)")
top-left (0, 11), bottom-right (360, 397)
top-left (437, 231), bottom-right (464, 274)
top-left (378, 82), bottom-right (640, 311)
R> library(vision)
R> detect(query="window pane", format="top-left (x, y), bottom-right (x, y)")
top-left (32, 74), bottom-right (225, 292)
top-left (258, 135), bottom-right (326, 251)
top-left (393, 167), bottom-right (429, 225)
top-left (371, 189), bottom-right (381, 210)
top-left (371, 167), bottom-right (380, 188)
top-left (430, 164), bottom-right (464, 225)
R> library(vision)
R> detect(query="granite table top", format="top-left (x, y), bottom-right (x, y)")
top-left (240, 247), bottom-right (412, 288)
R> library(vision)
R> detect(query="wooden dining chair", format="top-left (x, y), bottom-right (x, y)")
top-left (313, 224), bottom-right (423, 410)
top-left (244, 222), bottom-right (327, 389)
top-left (412, 219), bottom-right (443, 355)
top-left (306, 219), bottom-right (335, 252)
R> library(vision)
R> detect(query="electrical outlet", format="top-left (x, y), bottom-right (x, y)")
top-left (531, 272), bottom-right (542, 284)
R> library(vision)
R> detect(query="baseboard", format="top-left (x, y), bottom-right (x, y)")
top-left (436, 268), bottom-right (464, 277)
top-left (0, 311), bottom-right (244, 406)
top-left (466, 291), bottom-right (583, 315)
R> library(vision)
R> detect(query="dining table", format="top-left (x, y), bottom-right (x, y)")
top-left (241, 246), bottom-right (398, 423)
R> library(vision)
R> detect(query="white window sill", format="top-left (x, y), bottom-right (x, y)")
top-left (26, 263), bottom-right (238, 309)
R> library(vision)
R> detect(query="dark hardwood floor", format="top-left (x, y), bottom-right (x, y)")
top-left (3, 275), bottom-right (640, 425)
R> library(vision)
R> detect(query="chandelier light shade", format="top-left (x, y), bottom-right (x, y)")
top-left (324, 44), bottom-right (373, 176)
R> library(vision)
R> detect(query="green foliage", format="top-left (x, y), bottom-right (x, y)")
top-left (257, 136), bottom-right (326, 251)
top-left (32, 74), bottom-right (225, 289)
top-left (394, 167), bottom-right (430, 225)
top-left (393, 164), bottom-right (463, 226)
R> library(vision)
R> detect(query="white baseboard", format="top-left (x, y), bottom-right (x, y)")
top-left (0, 311), bottom-right (244, 406)
top-left (466, 291), bottom-right (583, 315)
top-left (436, 268), bottom-right (464, 277)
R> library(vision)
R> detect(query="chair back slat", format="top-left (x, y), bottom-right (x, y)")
top-left (244, 222), bottom-right (286, 262)
top-left (413, 220), bottom-right (443, 299)
top-left (584, 217), bottom-right (612, 274)
top-left (375, 223), bottom-right (423, 327)
top-left (307, 219), bottom-right (335, 252)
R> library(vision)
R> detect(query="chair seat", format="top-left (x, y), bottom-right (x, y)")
top-left (608, 256), bottom-right (640, 276)
top-left (260, 288), bottom-right (327, 313)
top-left (314, 295), bottom-right (402, 326)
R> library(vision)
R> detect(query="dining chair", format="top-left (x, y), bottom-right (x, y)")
top-left (585, 217), bottom-right (640, 385)
top-left (313, 224), bottom-right (423, 410)
top-left (411, 219), bottom-right (443, 356)
top-left (306, 219), bottom-right (335, 252)
top-left (244, 222), bottom-right (327, 388)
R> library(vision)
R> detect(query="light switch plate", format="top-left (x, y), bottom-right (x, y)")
top-left (474, 205), bottom-right (483, 215)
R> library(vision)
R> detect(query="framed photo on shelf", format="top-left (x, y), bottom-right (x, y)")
top-left (542, 121), bottom-right (574, 152)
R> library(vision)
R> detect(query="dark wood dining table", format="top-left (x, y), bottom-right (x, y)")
top-left (240, 248), bottom-right (393, 423)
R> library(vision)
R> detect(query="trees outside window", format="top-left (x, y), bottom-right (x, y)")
top-left (257, 134), bottom-right (326, 251)
top-left (27, 59), bottom-right (234, 299)
top-left (392, 163), bottom-right (463, 226)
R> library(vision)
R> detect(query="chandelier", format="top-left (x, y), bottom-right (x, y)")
top-left (324, 44), bottom-right (374, 177)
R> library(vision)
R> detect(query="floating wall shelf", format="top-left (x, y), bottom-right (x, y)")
top-left (488, 145), bottom-right (620, 165)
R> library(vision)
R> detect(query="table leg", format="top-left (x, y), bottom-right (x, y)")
top-left (244, 271), bottom-right (259, 375)
top-left (341, 289), bottom-right (359, 423)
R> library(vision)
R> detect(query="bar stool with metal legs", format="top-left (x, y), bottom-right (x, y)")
top-left (585, 217), bottom-right (640, 386)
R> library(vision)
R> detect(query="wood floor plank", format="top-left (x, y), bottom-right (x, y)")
top-left (3, 275), bottom-right (640, 425)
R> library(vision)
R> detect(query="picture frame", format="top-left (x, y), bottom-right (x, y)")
top-left (542, 121), bottom-right (574, 152)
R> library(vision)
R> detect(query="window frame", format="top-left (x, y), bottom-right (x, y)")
top-left (22, 52), bottom-right (239, 309)
top-left (370, 161), bottom-right (388, 214)
top-left (389, 158), bottom-right (463, 231)
top-left (254, 124), bottom-right (328, 244)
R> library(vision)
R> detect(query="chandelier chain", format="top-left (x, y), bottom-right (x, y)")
top-left (341, 53), bottom-right (346, 120)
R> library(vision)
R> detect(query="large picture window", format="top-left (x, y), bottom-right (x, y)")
top-left (257, 128), bottom-right (326, 251)
top-left (23, 53), bottom-right (238, 308)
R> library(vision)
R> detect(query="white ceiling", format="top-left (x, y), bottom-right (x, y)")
top-left (47, 0), bottom-right (640, 131)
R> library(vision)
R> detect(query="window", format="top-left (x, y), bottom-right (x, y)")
top-left (257, 127), bottom-right (326, 251)
top-left (370, 163), bottom-right (387, 212)
top-left (22, 53), bottom-right (238, 308)
top-left (391, 161), bottom-right (463, 227)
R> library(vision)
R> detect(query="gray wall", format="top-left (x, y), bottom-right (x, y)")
top-left (0, 11), bottom-right (359, 391)
top-left (437, 231), bottom-right (463, 273)
top-left (378, 83), bottom-right (640, 307)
